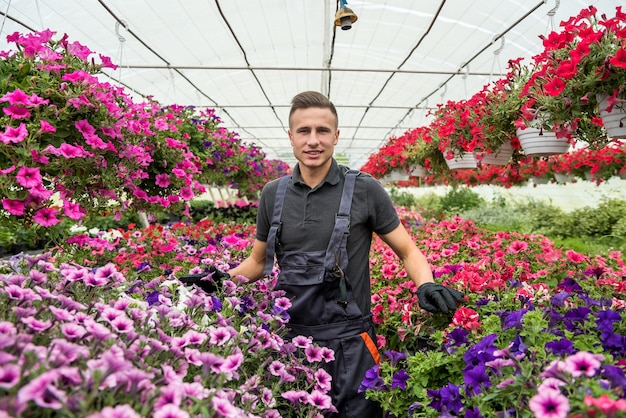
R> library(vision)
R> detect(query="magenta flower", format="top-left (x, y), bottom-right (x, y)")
top-left (152, 403), bottom-right (190, 418)
top-left (155, 173), bottom-right (170, 188)
top-left (32, 207), bottom-right (61, 227)
top-left (20, 316), bottom-right (52, 332)
top-left (39, 119), bottom-right (56, 133)
top-left (63, 200), bottom-right (86, 220)
top-left (179, 186), bottom-right (194, 200)
top-left (61, 322), bottom-right (87, 341)
top-left (306, 389), bottom-right (335, 411)
top-left (562, 351), bottom-right (603, 377)
top-left (281, 390), bottom-right (308, 404)
top-left (305, 345), bottom-right (324, 363)
top-left (0, 363), bottom-right (20, 389)
top-left (0, 123), bottom-right (28, 144)
top-left (529, 389), bottom-right (570, 418)
top-left (1, 198), bottom-right (25, 216)
top-left (210, 396), bottom-right (239, 417)
top-left (220, 350), bottom-right (244, 379)
top-left (15, 166), bottom-right (42, 188)
top-left (17, 369), bottom-right (66, 410)
top-left (86, 404), bottom-right (142, 418)
top-left (3, 105), bottom-right (31, 119)
top-left (0, 88), bottom-right (31, 105)
top-left (99, 54), bottom-right (118, 70)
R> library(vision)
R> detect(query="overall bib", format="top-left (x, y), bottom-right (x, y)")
top-left (264, 170), bottom-right (382, 417)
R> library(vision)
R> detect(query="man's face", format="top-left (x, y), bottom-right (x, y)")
top-left (288, 107), bottom-right (339, 169)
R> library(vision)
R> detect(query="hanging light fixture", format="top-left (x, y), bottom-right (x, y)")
top-left (334, 0), bottom-right (358, 30)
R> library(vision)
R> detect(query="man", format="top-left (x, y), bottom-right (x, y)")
top-left (220, 91), bottom-right (462, 416)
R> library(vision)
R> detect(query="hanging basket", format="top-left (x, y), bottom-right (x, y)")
top-left (444, 152), bottom-right (477, 170)
top-left (410, 165), bottom-right (427, 177)
top-left (553, 172), bottom-right (574, 184)
top-left (597, 94), bottom-right (626, 139)
top-left (532, 175), bottom-right (551, 185)
top-left (380, 169), bottom-right (410, 183)
top-left (475, 140), bottom-right (514, 166)
top-left (516, 122), bottom-right (569, 157)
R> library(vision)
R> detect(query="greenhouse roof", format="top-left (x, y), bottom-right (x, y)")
top-left (0, 0), bottom-right (621, 169)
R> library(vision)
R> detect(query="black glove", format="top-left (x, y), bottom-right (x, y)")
top-left (179, 266), bottom-right (230, 294)
top-left (417, 282), bottom-right (463, 314)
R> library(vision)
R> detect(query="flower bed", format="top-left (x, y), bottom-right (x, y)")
top-left (367, 216), bottom-right (626, 417)
top-left (1, 211), bottom-right (625, 416)
top-left (0, 220), bottom-right (336, 417)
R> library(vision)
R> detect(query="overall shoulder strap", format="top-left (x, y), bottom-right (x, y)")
top-left (263, 175), bottom-right (290, 276)
top-left (323, 170), bottom-right (359, 270)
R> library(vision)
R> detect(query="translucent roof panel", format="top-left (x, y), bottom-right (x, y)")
top-left (0, 0), bottom-right (621, 169)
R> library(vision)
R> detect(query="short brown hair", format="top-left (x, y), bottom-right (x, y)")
top-left (289, 91), bottom-right (338, 129)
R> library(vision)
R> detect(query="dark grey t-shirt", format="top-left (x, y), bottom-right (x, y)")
top-left (256, 159), bottom-right (400, 314)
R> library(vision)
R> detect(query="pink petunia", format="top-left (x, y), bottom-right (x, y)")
top-left (179, 186), bottom-right (194, 200)
top-left (155, 173), bottom-right (170, 188)
top-left (0, 123), bottom-right (28, 144)
top-left (32, 207), bottom-right (61, 227)
top-left (305, 345), bottom-right (324, 363)
top-left (0, 88), bottom-right (30, 105)
top-left (2, 198), bottom-right (26, 216)
top-left (529, 389), bottom-right (570, 418)
top-left (562, 351), bottom-right (603, 377)
top-left (39, 119), bottom-right (56, 133)
top-left (210, 397), bottom-right (237, 417)
top-left (17, 369), bottom-right (66, 410)
top-left (63, 200), bottom-right (86, 220)
top-left (20, 316), bottom-right (52, 332)
top-left (15, 166), bottom-right (42, 188)
top-left (86, 404), bottom-right (141, 418)
top-left (306, 389), bottom-right (335, 411)
top-left (0, 165), bottom-right (16, 175)
top-left (152, 404), bottom-right (189, 418)
top-left (75, 119), bottom-right (96, 136)
top-left (0, 363), bottom-right (20, 389)
top-left (3, 105), bottom-right (31, 119)
top-left (99, 54), bottom-right (118, 70)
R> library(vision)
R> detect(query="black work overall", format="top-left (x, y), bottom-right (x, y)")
top-left (264, 170), bottom-right (382, 417)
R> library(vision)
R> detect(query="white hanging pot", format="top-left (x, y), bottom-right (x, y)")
top-left (444, 151), bottom-right (477, 170)
top-left (597, 94), bottom-right (626, 139)
top-left (475, 140), bottom-right (514, 166)
top-left (516, 120), bottom-right (570, 157)
top-left (410, 165), bottom-right (427, 177)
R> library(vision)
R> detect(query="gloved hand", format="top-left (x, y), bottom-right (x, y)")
top-left (179, 266), bottom-right (230, 293)
top-left (417, 282), bottom-right (463, 314)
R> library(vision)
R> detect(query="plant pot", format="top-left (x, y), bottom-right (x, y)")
top-left (553, 172), bottom-right (573, 184)
top-left (444, 152), bottom-right (477, 170)
top-left (597, 94), bottom-right (626, 139)
top-left (380, 170), bottom-right (410, 183)
top-left (532, 175), bottom-right (551, 185)
top-left (410, 165), bottom-right (427, 177)
top-left (516, 123), bottom-right (570, 157)
top-left (475, 140), bottom-right (514, 166)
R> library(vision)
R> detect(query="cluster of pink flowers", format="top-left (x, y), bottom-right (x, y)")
top-left (0, 219), bottom-right (336, 417)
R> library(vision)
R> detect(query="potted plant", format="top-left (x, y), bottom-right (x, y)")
top-left (521, 5), bottom-right (626, 144)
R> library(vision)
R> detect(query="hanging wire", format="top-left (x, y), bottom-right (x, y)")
top-left (0, 0), bottom-right (12, 35)
top-left (546, 0), bottom-right (560, 33)
top-left (489, 37), bottom-right (505, 83)
top-left (115, 20), bottom-right (128, 82)
top-left (462, 65), bottom-right (469, 97)
top-left (165, 68), bottom-right (176, 97)
top-left (34, 0), bottom-right (44, 29)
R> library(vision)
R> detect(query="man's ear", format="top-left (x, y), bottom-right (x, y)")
top-left (334, 129), bottom-right (340, 145)
top-left (288, 130), bottom-right (294, 146)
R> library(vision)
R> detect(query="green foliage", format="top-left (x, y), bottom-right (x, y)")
top-left (438, 187), bottom-right (485, 214)
top-left (188, 200), bottom-right (258, 224)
